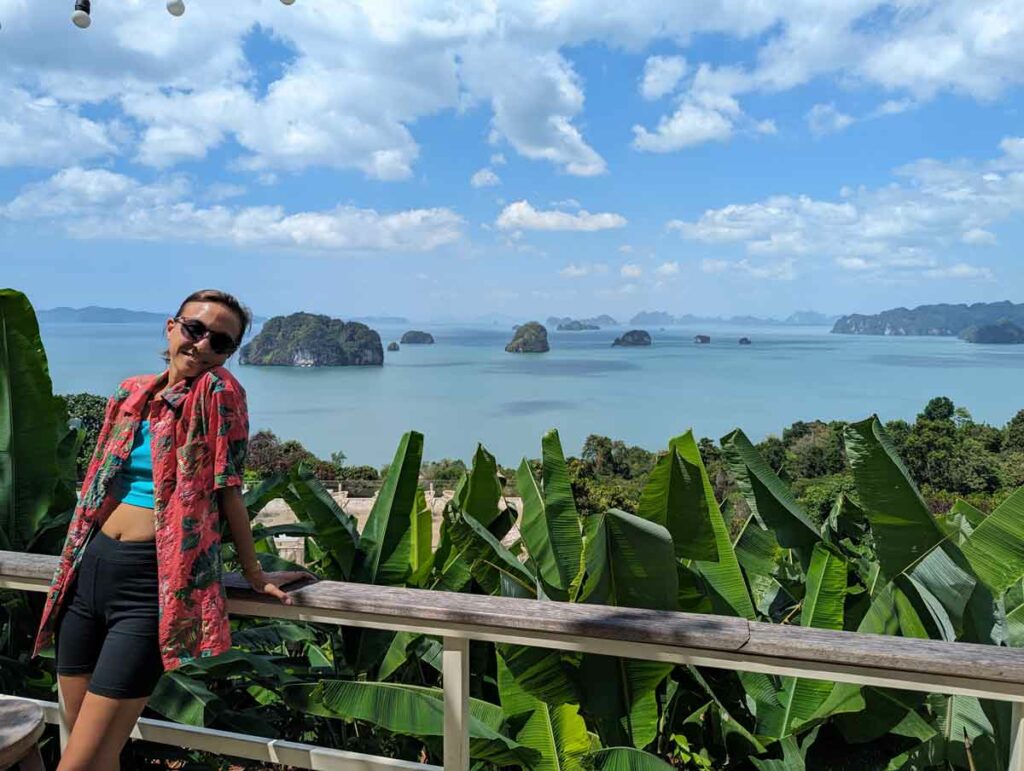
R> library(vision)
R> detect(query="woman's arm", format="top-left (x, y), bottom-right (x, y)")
top-left (219, 486), bottom-right (308, 605)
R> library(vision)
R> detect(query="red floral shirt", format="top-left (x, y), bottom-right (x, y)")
top-left (34, 366), bottom-right (249, 671)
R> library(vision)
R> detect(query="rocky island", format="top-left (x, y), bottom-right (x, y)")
top-left (548, 315), bottom-right (616, 329)
top-left (239, 312), bottom-right (383, 367)
top-left (612, 329), bottom-right (651, 347)
top-left (387, 342), bottom-right (400, 351)
top-left (739, 337), bottom-right (752, 345)
top-left (959, 321), bottom-right (1024, 344)
top-left (400, 330), bottom-right (435, 344)
top-left (506, 322), bottom-right (549, 353)
top-left (557, 320), bottom-right (600, 331)
top-left (694, 335), bottom-right (711, 344)
top-left (832, 301), bottom-right (1024, 337)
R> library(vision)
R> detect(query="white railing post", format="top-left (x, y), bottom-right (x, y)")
top-left (1011, 701), bottom-right (1024, 771)
top-left (442, 637), bottom-right (469, 771)
top-left (56, 679), bottom-right (69, 753)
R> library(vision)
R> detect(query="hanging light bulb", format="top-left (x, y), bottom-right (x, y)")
top-left (280, 0), bottom-right (296, 5)
top-left (71, 0), bottom-right (91, 28)
top-left (166, 0), bottom-right (185, 17)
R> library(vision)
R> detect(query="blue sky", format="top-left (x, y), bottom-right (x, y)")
top-left (2, 1), bottom-right (1023, 322)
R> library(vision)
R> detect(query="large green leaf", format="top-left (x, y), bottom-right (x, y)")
top-left (149, 672), bottom-right (224, 727)
top-left (0, 289), bottom-right (63, 552)
top-left (767, 545), bottom-right (847, 738)
top-left (285, 464), bottom-right (360, 580)
top-left (457, 444), bottom-right (503, 528)
top-left (577, 509), bottom-right (677, 747)
top-left (721, 429), bottom-right (819, 555)
top-left (586, 748), bottom-right (675, 771)
top-left (843, 417), bottom-right (944, 581)
top-left (284, 680), bottom-right (538, 767)
top-left (444, 507), bottom-right (536, 597)
top-left (517, 429), bottom-right (583, 600)
top-left (960, 487), bottom-right (1024, 595)
top-left (636, 441), bottom-right (717, 562)
top-left (357, 430), bottom-right (423, 585)
top-left (498, 655), bottom-right (592, 771)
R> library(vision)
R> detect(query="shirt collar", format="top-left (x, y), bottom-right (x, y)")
top-left (123, 371), bottom-right (194, 415)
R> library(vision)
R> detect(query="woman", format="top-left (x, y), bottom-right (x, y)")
top-left (33, 289), bottom-right (308, 770)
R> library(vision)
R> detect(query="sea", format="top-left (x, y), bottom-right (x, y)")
top-left (38, 320), bottom-right (1024, 467)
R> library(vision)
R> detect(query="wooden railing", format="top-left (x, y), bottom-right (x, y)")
top-left (3, 549), bottom-right (1024, 770)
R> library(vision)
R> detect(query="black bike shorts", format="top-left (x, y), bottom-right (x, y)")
top-left (56, 530), bottom-right (165, 699)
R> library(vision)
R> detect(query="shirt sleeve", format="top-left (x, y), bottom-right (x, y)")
top-left (206, 380), bottom-right (250, 490)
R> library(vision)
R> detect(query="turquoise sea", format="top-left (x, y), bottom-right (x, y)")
top-left (39, 321), bottom-right (1024, 466)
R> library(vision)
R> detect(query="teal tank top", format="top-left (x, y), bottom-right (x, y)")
top-left (116, 420), bottom-right (154, 508)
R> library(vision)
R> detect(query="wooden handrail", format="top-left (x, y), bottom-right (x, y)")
top-left (4, 549), bottom-right (1024, 770)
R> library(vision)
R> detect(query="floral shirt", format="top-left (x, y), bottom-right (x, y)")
top-left (34, 366), bottom-right (249, 671)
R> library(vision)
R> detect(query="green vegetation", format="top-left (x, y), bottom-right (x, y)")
top-left (612, 329), bottom-right (651, 346)
top-left (506, 322), bottom-right (550, 353)
top-left (833, 300), bottom-right (1024, 336)
top-left (400, 330), bottom-right (435, 344)
top-left (6, 287), bottom-right (1024, 770)
top-left (959, 320), bottom-right (1024, 344)
top-left (239, 312), bottom-right (383, 366)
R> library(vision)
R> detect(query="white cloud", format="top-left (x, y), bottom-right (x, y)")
top-left (633, 90), bottom-right (738, 152)
top-left (806, 103), bottom-right (855, 136)
top-left (670, 136), bottom-right (1024, 280)
top-left (496, 200), bottom-right (626, 232)
top-left (962, 228), bottom-right (997, 245)
top-left (470, 168), bottom-right (501, 187)
top-left (618, 244), bottom-right (634, 254)
top-left (640, 55), bottom-right (687, 100)
top-left (698, 257), bottom-right (795, 280)
top-left (924, 262), bottom-right (993, 280)
top-left (620, 263), bottom-right (643, 278)
top-left (0, 88), bottom-right (119, 167)
top-left (2, 167), bottom-right (464, 253)
top-left (490, 153), bottom-right (507, 166)
top-left (654, 261), bottom-right (680, 277)
top-left (701, 258), bottom-right (730, 273)
top-left (560, 263), bottom-right (590, 278)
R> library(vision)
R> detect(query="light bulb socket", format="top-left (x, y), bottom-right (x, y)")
top-left (72, 0), bottom-right (91, 28)
top-left (74, 0), bottom-right (90, 12)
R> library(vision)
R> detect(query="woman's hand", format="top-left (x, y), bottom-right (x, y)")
top-left (243, 567), bottom-right (314, 605)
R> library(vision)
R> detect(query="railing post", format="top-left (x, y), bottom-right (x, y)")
top-left (57, 679), bottom-right (69, 753)
top-left (442, 636), bottom-right (469, 771)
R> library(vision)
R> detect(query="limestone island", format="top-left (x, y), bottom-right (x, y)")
top-left (739, 337), bottom-right (752, 345)
top-left (558, 320), bottom-right (600, 331)
top-left (694, 335), bottom-right (711, 344)
top-left (612, 330), bottom-right (651, 347)
top-left (401, 330), bottom-right (435, 344)
top-left (959, 321), bottom-right (1024, 344)
top-left (548, 315), bottom-right (616, 329)
top-left (239, 312), bottom-right (384, 367)
top-left (387, 342), bottom-right (400, 351)
top-left (506, 322), bottom-right (549, 353)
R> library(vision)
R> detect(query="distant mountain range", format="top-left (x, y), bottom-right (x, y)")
top-left (547, 315), bottom-right (618, 328)
top-left (628, 310), bottom-right (839, 327)
top-left (38, 306), bottom-right (167, 323)
top-left (352, 316), bottom-right (409, 324)
top-left (832, 301), bottom-right (1024, 337)
top-left (38, 305), bottom-right (271, 325)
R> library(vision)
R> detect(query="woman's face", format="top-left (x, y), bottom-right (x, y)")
top-left (165, 301), bottom-right (243, 381)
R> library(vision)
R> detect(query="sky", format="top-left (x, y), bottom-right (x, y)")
top-left (2, 0), bottom-right (1024, 322)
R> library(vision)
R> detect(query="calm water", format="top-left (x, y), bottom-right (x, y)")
top-left (39, 321), bottom-right (1024, 466)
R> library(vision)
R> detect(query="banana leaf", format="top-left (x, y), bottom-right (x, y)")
top-left (636, 439), bottom-right (717, 562)
top-left (282, 464), bottom-right (359, 580)
top-left (0, 288), bottom-right (64, 552)
top-left (586, 747), bottom-right (675, 771)
top-left (843, 417), bottom-right (944, 582)
top-left (357, 430), bottom-right (423, 585)
top-left (149, 671), bottom-right (224, 727)
top-left (757, 545), bottom-right (847, 738)
top-left (409, 488), bottom-right (434, 583)
top-left (498, 655), bottom-right (593, 771)
top-left (443, 507), bottom-right (536, 597)
top-left (960, 487), bottom-right (1024, 595)
top-left (576, 509), bottom-right (677, 748)
top-left (457, 444), bottom-right (503, 528)
top-left (749, 727), bottom-right (819, 771)
top-left (721, 429), bottom-right (819, 557)
top-left (516, 429), bottom-right (583, 601)
top-left (284, 680), bottom-right (539, 767)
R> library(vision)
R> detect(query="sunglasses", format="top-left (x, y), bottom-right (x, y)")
top-left (175, 317), bottom-right (240, 355)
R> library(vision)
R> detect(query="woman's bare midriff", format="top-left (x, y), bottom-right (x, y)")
top-left (100, 502), bottom-right (156, 541)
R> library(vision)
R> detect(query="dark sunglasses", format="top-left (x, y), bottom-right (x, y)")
top-left (175, 317), bottom-right (240, 355)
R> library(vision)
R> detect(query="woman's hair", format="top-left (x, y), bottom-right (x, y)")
top-left (162, 289), bottom-right (253, 361)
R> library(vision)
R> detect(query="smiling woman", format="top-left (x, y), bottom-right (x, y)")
top-left (33, 288), bottom-right (313, 771)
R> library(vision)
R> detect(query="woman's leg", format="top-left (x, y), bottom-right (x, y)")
top-left (56, 673), bottom-right (92, 731)
top-left (57, 692), bottom-right (149, 771)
